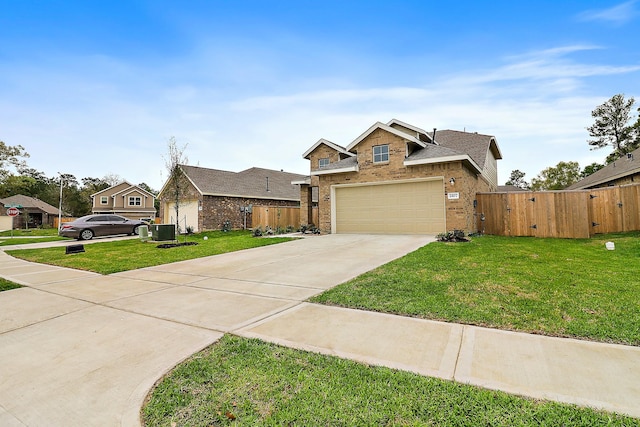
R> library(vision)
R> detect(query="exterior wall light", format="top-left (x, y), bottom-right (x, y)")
top-left (449, 178), bottom-right (455, 185)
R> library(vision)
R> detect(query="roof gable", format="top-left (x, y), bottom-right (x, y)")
top-left (386, 119), bottom-right (433, 143)
top-left (91, 181), bottom-right (134, 198)
top-left (303, 138), bottom-right (353, 159)
top-left (346, 122), bottom-right (425, 152)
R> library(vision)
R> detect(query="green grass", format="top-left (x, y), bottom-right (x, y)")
top-left (0, 237), bottom-right (69, 246)
top-left (7, 231), bottom-right (294, 275)
top-left (142, 335), bottom-right (638, 426)
top-left (310, 232), bottom-right (640, 346)
top-left (0, 278), bottom-right (21, 292)
top-left (0, 228), bottom-right (68, 246)
top-left (0, 228), bottom-right (59, 237)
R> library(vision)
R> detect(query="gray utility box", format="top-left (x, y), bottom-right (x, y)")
top-left (150, 224), bottom-right (176, 241)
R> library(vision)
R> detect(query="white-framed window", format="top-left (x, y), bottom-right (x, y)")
top-left (100, 196), bottom-right (108, 205)
top-left (318, 158), bottom-right (330, 168)
top-left (128, 196), bottom-right (142, 206)
top-left (373, 145), bottom-right (389, 163)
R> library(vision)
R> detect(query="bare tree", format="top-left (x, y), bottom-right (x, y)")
top-left (162, 137), bottom-right (188, 231)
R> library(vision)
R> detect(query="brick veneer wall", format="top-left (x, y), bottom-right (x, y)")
top-left (200, 196), bottom-right (299, 230)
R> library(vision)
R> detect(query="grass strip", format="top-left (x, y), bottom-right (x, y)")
top-left (311, 232), bottom-right (640, 346)
top-left (7, 231), bottom-right (293, 275)
top-left (0, 278), bottom-right (21, 292)
top-left (142, 335), bottom-right (637, 426)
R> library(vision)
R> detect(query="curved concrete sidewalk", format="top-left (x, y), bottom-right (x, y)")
top-left (1, 234), bottom-right (639, 426)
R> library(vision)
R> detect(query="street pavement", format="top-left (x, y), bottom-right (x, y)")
top-left (0, 234), bottom-right (639, 426)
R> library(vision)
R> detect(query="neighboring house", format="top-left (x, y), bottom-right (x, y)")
top-left (0, 194), bottom-right (60, 229)
top-left (497, 185), bottom-right (528, 192)
top-left (567, 147), bottom-right (640, 190)
top-left (157, 165), bottom-right (307, 232)
top-left (297, 119), bottom-right (502, 235)
top-left (91, 181), bottom-right (157, 219)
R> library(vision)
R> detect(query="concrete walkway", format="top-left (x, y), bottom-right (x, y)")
top-left (0, 234), bottom-right (639, 426)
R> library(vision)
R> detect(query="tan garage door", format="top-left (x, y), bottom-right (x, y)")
top-left (334, 180), bottom-right (445, 234)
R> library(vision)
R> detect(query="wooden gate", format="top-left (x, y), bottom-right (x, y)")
top-left (477, 184), bottom-right (640, 238)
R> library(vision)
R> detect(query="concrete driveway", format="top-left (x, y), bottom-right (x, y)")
top-left (0, 234), bottom-right (433, 426)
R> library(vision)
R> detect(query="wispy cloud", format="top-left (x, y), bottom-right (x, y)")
top-left (577, 0), bottom-right (638, 26)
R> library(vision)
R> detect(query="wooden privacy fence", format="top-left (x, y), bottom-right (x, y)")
top-left (476, 184), bottom-right (640, 238)
top-left (251, 206), bottom-right (319, 230)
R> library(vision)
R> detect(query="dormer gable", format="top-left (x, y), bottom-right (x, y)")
top-left (303, 138), bottom-right (353, 160)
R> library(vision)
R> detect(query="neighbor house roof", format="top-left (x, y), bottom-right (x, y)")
top-left (497, 185), bottom-right (529, 192)
top-left (567, 147), bottom-right (640, 190)
top-left (176, 165), bottom-right (307, 201)
top-left (0, 195), bottom-right (59, 215)
top-left (91, 181), bottom-right (155, 199)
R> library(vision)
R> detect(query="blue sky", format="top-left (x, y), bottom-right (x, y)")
top-left (1, 0), bottom-right (639, 189)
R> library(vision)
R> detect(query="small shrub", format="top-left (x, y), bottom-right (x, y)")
top-left (252, 227), bottom-right (263, 237)
top-left (222, 220), bottom-right (231, 232)
top-left (185, 226), bottom-right (194, 235)
top-left (436, 230), bottom-right (469, 242)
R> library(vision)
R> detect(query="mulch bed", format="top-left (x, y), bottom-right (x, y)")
top-left (156, 242), bottom-right (199, 249)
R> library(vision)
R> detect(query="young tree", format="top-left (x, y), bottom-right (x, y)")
top-left (162, 137), bottom-right (188, 231)
top-left (504, 169), bottom-right (529, 189)
top-left (587, 94), bottom-right (638, 162)
top-left (530, 161), bottom-right (581, 191)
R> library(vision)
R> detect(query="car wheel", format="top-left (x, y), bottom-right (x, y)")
top-left (79, 229), bottom-right (94, 240)
top-left (132, 225), bottom-right (140, 235)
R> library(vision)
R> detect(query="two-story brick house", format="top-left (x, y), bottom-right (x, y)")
top-left (298, 119), bottom-right (502, 234)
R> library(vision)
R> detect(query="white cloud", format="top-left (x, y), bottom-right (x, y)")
top-left (577, 1), bottom-right (639, 26)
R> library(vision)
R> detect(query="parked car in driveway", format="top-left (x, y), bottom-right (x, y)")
top-left (59, 214), bottom-right (147, 240)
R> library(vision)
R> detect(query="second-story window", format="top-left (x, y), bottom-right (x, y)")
top-left (128, 196), bottom-right (142, 206)
top-left (318, 158), bottom-right (330, 168)
top-left (373, 145), bottom-right (389, 163)
top-left (100, 196), bottom-right (108, 205)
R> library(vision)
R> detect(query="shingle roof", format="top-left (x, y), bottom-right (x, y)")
top-left (0, 195), bottom-right (60, 215)
top-left (566, 147), bottom-right (640, 190)
top-left (179, 165), bottom-right (307, 201)
top-left (313, 156), bottom-right (358, 173)
top-left (405, 143), bottom-right (464, 161)
top-left (434, 130), bottom-right (501, 169)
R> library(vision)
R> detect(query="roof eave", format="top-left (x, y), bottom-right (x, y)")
top-left (404, 155), bottom-right (482, 174)
top-left (310, 165), bottom-right (359, 176)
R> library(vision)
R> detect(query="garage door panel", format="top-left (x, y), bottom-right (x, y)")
top-left (334, 180), bottom-right (445, 235)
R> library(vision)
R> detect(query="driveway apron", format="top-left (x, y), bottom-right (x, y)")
top-left (0, 234), bottom-right (432, 426)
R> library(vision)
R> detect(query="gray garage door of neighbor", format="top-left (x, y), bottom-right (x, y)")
top-left (332, 178), bottom-right (446, 234)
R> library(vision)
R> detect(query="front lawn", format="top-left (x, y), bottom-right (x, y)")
top-left (311, 232), bottom-right (640, 346)
top-left (0, 228), bottom-right (60, 237)
top-left (7, 231), bottom-right (294, 275)
top-left (142, 335), bottom-right (636, 426)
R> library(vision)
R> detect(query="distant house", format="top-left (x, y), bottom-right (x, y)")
top-left (91, 182), bottom-right (156, 219)
top-left (157, 165), bottom-right (307, 232)
top-left (567, 147), bottom-right (640, 190)
top-left (0, 195), bottom-right (60, 229)
top-left (497, 185), bottom-right (528, 192)
top-left (298, 119), bottom-right (502, 234)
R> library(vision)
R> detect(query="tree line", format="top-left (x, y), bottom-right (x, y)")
top-left (506, 93), bottom-right (640, 190)
top-left (0, 141), bottom-right (158, 218)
